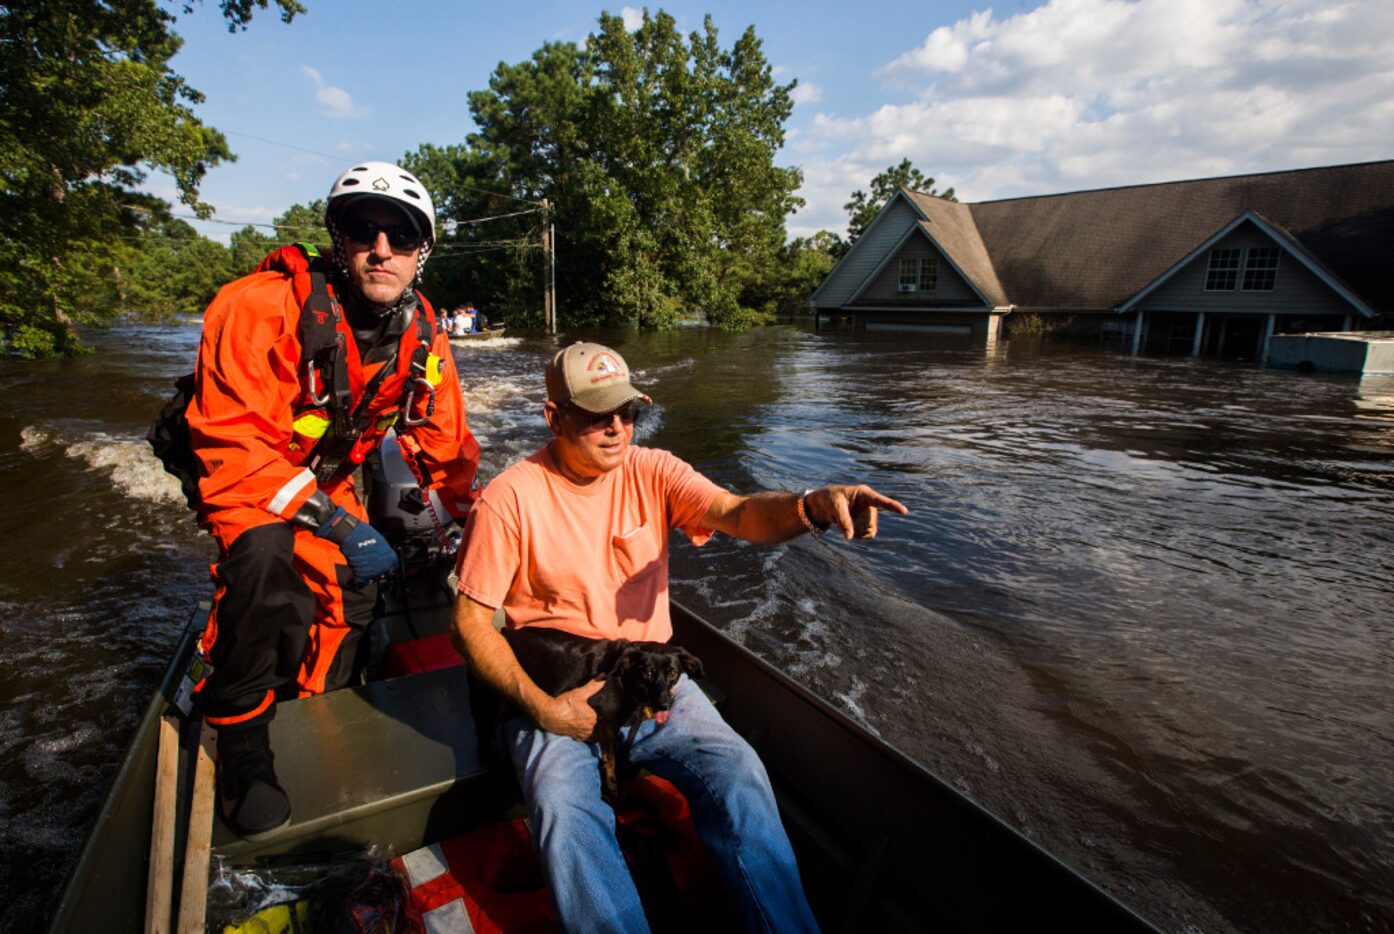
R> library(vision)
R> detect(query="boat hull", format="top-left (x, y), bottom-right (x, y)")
top-left (51, 595), bottom-right (1154, 932)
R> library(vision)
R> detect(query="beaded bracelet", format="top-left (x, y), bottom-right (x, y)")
top-left (796, 489), bottom-right (823, 536)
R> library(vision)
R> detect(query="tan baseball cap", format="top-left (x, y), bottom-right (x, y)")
top-left (545, 342), bottom-right (653, 413)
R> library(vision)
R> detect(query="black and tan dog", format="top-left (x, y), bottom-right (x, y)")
top-left (503, 627), bottom-right (704, 803)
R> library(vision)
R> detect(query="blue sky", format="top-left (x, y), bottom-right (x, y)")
top-left (157, 0), bottom-right (1394, 242)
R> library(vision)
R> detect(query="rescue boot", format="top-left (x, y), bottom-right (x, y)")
top-left (215, 723), bottom-right (291, 840)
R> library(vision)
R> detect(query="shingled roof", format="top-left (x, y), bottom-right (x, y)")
top-left (908, 160), bottom-right (1394, 313)
top-left (901, 196), bottom-right (1008, 307)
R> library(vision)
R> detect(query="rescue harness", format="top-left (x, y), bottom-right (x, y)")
top-left (148, 243), bottom-right (439, 512)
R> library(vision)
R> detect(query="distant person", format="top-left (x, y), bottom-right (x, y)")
top-left (462, 301), bottom-right (484, 332)
top-left (451, 306), bottom-right (472, 337)
top-left (183, 162), bottom-right (481, 839)
top-left (451, 341), bottom-right (908, 931)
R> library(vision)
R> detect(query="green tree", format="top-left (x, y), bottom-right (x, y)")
top-left (457, 10), bottom-right (803, 330)
top-left (739, 231), bottom-right (840, 320)
top-left (270, 199), bottom-right (330, 250)
top-left (119, 217), bottom-right (233, 318)
top-left (0, 0), bottom-right (304, 357)
top-left (843, 158), bottom-right (956, 245)
top-left (404, 142), bottom-right (542, 321)
top-left (228, 225), bottom-right (280, 276)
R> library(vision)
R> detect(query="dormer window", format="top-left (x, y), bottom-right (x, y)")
top-left (1241, 247), bottom-right (1280, 290)
top-left (898, 258), bottom-right (918, 291)
top-left (1205, 245), bottom-right (1281, 291)
top-left (898, 256), bottom-right (938, 292)
top-left (1204, 248), bottom-right (1241, 290)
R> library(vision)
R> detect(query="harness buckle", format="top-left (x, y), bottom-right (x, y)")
top-left (400, 378), bottom-right (436, 427)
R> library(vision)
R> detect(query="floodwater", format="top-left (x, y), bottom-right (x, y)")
top-left (0, 322), bottom-right (1391, 932)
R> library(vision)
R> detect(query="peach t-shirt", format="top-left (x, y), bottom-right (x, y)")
top-left (456, 444), bottom-right (723, 643)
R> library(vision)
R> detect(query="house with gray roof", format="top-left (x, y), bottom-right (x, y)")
top-left (811, 160), bottom-right (1394, 361)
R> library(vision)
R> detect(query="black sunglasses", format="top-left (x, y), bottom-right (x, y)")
top-left (338, 217), bottom-right (424, 252)
top-left (567, 400), bottom-right (641, 430)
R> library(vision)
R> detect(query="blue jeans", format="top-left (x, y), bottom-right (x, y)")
top-left (503, 675), bottom-right (819, 933)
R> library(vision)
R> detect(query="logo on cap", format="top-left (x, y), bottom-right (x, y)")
top-left (372, 177), bottom-right (390, 191)
top-left (588, 354), bottom-right (621, 384)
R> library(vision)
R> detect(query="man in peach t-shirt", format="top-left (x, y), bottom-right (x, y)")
top-left (452, 342), bottom-right (907, 933)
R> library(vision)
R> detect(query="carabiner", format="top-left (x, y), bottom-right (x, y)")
top-left (303, 360), bottom-right (331, 406)
top-left (400, 377), bottom-right (436, 427)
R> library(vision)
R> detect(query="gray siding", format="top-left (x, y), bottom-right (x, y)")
top-left (856, 233), bottom-right (981, 304)
top-left (812, 197), bottom-right (918, 307)
top-left (1139, 223), bottom-right (1354, 317)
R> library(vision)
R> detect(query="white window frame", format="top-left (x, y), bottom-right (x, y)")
top-left (918, 256), bottom-right (938, 292)
top-left (898, 258), bottom-right (919, 292)
top-left (1204, 248), bottom-right (1241, 291)
top-left (1241, 246), bottom-right (1280, 291)
top-left (897, 256), bottom-right (939, 293)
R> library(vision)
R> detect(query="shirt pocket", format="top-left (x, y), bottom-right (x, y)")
top-left (612, 523), bottom-right (662, 582)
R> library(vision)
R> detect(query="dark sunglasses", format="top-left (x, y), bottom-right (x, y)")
top-left (338, 217), bottom-right (424, 252)
top-left (567, 400), bottom-right (641, 430)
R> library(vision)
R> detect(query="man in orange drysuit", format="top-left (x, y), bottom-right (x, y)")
top-left (185, 161), bottom-right (480, 839)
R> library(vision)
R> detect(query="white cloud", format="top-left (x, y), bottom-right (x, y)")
top-left (301, 65), bottom-right (371, 119)
top-left (790, 82), bottom-right (823, 106)
top-left (793, 0), bottom-right (1394, 236)
top-left (620, 6), bottom-right (644, 31)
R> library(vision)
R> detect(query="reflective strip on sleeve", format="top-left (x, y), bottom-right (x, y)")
top-left (400, 843), bottom-right (449, 888)
top-left (423, 898), bottom-right (475, 934)
top-left (267, 468), bottom-right (316, 516)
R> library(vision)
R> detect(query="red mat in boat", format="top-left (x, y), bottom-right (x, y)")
top-left (391, 775), bottom-right (735, 932)
top-left (383, 633), bottom-right (463, 678)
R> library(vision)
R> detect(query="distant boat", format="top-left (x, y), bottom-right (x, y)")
top-left (448, 326), bottom-right (507, 341)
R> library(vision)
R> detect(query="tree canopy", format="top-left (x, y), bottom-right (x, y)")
top-left (414, 10), bottom-right (804, 330)
top-left (2, 3), bottom-right (954, 352)
top-left (843, 158), bottom-right (956, 245)
top-left (0, 0), bottom-right (303, 356)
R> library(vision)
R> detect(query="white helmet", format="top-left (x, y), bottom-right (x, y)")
top-left (325, 161), bottom-right (435, 245)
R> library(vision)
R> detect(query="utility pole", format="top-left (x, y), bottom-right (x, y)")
top-left (541, 199), bottom-right (556, 334)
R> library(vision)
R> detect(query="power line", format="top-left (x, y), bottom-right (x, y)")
top-left (170, 212), bottom-right (320, 232)
top-left (220, 128), bottom-right (546, 207)
top-left (157, 212), bottom-right (537, 254)
top-left (171, 206), bottom-right (542, 235)
top-left (223, 129), bottom-right (341, 161)
top-left (446, 206), bottom-right (543, 227)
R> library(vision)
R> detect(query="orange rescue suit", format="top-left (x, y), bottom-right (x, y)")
top-left (186, 246), bottom-right (480, 724)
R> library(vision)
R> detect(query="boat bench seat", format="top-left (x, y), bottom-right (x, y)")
top-left (213, 662), bottom-right (504, 862)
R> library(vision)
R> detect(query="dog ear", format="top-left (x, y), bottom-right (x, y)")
top-left (597, 640), bottom-right (634, 677)
top-left (676, 647), bottom-right (704, 679)
top-left (611, 645), bottom-right (645, 676)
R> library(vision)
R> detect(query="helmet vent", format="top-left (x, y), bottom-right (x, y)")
top-left (341, 178), bottom-right (360, 187)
